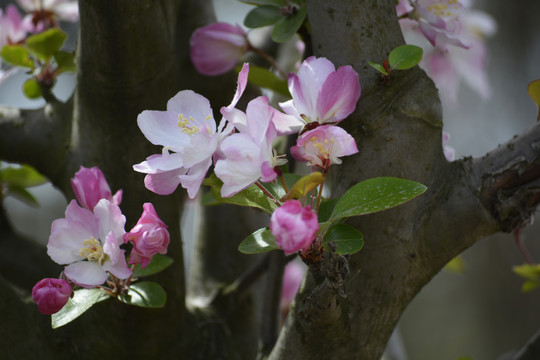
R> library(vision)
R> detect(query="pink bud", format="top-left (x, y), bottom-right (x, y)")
top-left (190, 22), bottom-right (248, 76)
top-left (280, 261), bottom-right (305, 311)
top-left (71, 166), bottom-right (122, 211)
top-left (124, 203), bottom-right (170, 268)
top-left (32, 278), bottom-right (72, 315)
top-left (270, 200), bottom-right (319, 255)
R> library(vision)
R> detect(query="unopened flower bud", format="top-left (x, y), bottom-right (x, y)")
top-left (270, 200), bottom-right (319, 255)
top-left (124, 203), bottom-right (170, 268)
top-left (32, 278), bottom-right (72, 315)
top-left (190, 22), bottom-right (248, 76)
top-left (71, 166), bottom-right (122, 211)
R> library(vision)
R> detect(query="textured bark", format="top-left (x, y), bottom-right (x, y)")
top-left (0, 0), bottom-right (539, 359)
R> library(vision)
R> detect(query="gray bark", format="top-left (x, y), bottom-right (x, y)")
top-left (1, 0), bottom-right (539, 359)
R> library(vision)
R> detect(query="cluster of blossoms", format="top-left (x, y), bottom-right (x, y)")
top-left (397, 0), bottom-right (496, 104)
top-left (0, 0), bottom-right (78, 83)
top-left (32, 166), bottom-right (169, 315)
top-left (134, 54), bottom-right (361, 256)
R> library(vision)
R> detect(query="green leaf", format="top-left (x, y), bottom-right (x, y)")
top-left (261, 173), bottom-right (301, 201)
top-left (0, 164), bottom-right (48, 187)
top-left (388, 45), bottom-right (423, 70)
top-left (5, 185), bottom-right (39, 206)
top-left (238, 228), bottom-right (280, 254)
top-left (318, 198), bottom-right (340, 223)
top-left (239, 0), bottom-right (284, 6)
top-left (522, 280), bottom-right (540, 293)
top-left (282, 171), bottom-right (324, 200)
top-left (323, 224), bottom-right (364, 255)
top-left (271, 4), bottom-right (307, 43)
top-left (23, 78), bottom-right (42, 99)
top-left (368, 61), bottom-right (389, 76)
top-left (330, 177), bottom-right (427, 220)
top-left (513, 263), bottom-right (540, 280)
top-left (444, 255), bottom-right (466, 274)
top-left (245, 6), bottom-right (282, 28)
top-left (0, 45), bottom-right (34, 68)
top-left (237, 64), bottom-right (289, 96)
top-left (202, 173), bottom-right (276, 213)
top-left (54, 50), bottom-right (76, 73)
top-left (52, 289), bottom-right (110, 329)
top-left (26, 28), bottom-right (67, 61)
top-left (119, 282), bottom-right (167, 308)
top-left (527, 79), bottom-right (540, 120)
top-left (132, 255), bottom-right (174, 277)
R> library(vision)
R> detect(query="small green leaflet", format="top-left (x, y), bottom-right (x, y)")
top-left (388, 45), bottom-right (423, 70)
top-left (271, 4), bottom-right (307, 43)
top-left (0, 45), bottom-right (34, 68)
top-left (132, 255), bottom-right (174, 277)
top-left (513, 263), bottom-right (540, 292)
top-left (0, 164), bottom-right (47, 187)
top-left (23, 78), bottom-right (42, 99)
top-left (118, 282), bottom-right (167, 308)
top-left (368, 61), bottom-right (389, 76)
top-left (244, 5), bottom-right (282, 28)
top-left (26, 28), bottom-right (67, 62)
top-left (52, 288), bottom-right (110, 329)
top-left (323, 224), bottom-right (364, 255)
top-left (238, 228), bottom-right (279, 254)
top-left (202, 173), bottom-right (276, 214)
top-left (330, 177), bottom-right (427, 220)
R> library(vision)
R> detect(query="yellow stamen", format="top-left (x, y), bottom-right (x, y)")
top-left (79, 237), bottom-right (107, 265)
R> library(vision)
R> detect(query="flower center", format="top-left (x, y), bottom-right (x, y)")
top-left (310, 136), bottom-right (333, 159)
top-left (177, 113), bottom-right (213, 135)
top-left (427, 1), bottom-right (458, 17)
top-left (79, 237), bottom-right (107, 265)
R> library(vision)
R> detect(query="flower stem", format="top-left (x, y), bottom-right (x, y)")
top-left (278, 174), bottom-right (289, 193)
top-left (256, 181), bottom-right (281, 207)
top-left (514, 228), bottom-right (534, 264)
top-left (316, 180), bottom-right (325, 211)
top-left (248, 42), bottom-right (288, 79)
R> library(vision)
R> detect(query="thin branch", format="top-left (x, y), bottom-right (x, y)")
top-left (512, 328), bottom-right (540, 360)
top-left (474, 121), bottom-right (540, 232)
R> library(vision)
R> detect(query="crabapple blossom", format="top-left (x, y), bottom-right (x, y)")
top-left (270, 200), bottom-right (319, 255)
top-left (276, 56), bottom-right (361, 135)
top-left (17, 0), bottom-right (78, 32)
top-left (214, 96), bottom-right (286, 197)
top-left (0, 4), bottom-right (28, 45)
top-left (124, 203), bottom-right (170, 268)
top-left (32, 278), bottom-right (72, 315)
top-left (399, 1), bottom-right (496, 103)
top-left (47, 199), bottom-right (132, 288)
top-left (408, 0), bottom-right (469, 49)
top-left (190, 22), bottom-right (248, 76)
top-left (133, 64), bottom-right (249, 198)
top-left (71, 166), bottom-right (122, 211)
top-left (291, 125), bottom-right (358, 171)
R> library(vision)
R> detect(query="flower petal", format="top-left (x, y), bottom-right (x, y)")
top-left (64, 261), bottom-right (108, 288)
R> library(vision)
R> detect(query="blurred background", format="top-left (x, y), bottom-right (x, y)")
top-left (1, 1), bottom-right (540, 359)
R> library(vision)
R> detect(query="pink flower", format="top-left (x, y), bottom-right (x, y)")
top-left (17, 0), bottom-right (78, 32)
top-left (71, 166), bottom-right (122, 211)
top-left (280, 261), bottom-right (305, 312)
top-left (276, 56), bottom-right (361, 135)
top-left (124, 203), bottom-right (170, 268)
top-left (47, 199), bottom-right (132, 288)
top-left (214, 96), bottom-right (286, 197)
top-left (408, 0), bottom-right (469, 49)
top-left (291, 125), bottom-right (358, 171)
top-left (190, 22), bottom-right (248, 76)
top-left (270, 200), bottom-right (319, 255)
top-left (133, 64), bottom-right (249, 198)
top-left (32, 278), bottom-right (72, 315)
top-left (0, 4), bottom-right (28, 45)
top-left (419, 8), bottom-right (496, 103)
